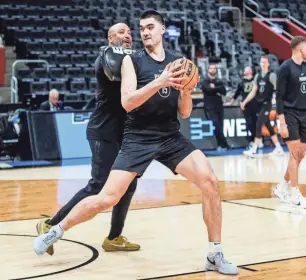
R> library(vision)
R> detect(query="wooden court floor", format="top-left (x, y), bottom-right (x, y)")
top-left (1, 155), bottom-right (306, 280)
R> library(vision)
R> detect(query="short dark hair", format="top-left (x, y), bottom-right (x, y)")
top-left (260, 55), bottom-right (270, 62)
top-left (290, 36), bottom-right (306, 49)
top-left (140, 10), bottom-right (165, 26)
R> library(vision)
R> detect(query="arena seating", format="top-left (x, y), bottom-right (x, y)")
top-left (254, 0), bottom-right (306, 23)
top-left (0, 0), bottom-right (276, 103)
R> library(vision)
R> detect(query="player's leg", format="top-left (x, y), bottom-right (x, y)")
top-left (273, 109), bottom-right (304, 205)
top-left (34, 169), bottom-right (137, 255)
top-left (264, 118), bottom-right (284, 156)
top-left (37, 139), bottom-right (139, 254)
top-left (103, 178), bottom-right (140, 251)
top-left (288, 113), bottom-right (306, 207)
top-left (35, 139), bottom-right (119, 255)
top-left (243, 104), bottom-right (266, 156)
top-left (157, 133), bottom-right (237, 275)
top-left (34, 134), bottom-right (156, 255)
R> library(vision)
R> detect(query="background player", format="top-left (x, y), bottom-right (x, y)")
top-left (34, 10), bottom-right (238, 276)
top-left (240, 56), bottom-right (284, 157)
top-left (229, 66), bottom-right (262, 148)
top-left (35, 23), bottom-right (140, 255)
top-left (273, 36), bottom-right (306, 207)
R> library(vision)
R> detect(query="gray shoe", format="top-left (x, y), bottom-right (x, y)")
top-left (205, 252), bottom-right (238, 275)
top-left (34, 226), bottom-right (63, 256)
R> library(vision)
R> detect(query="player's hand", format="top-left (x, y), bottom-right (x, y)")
top-left (279, 122), bottom-right (289, 139)
top-left (157, 63), bottom-right (186, 89)
top-left (240, 102), bottom-right (246, 111)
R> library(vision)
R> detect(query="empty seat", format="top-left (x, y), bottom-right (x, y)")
top-left (54, 54), bottom-right (71, 66)
top-left (67, 67), bottom-right (83, 78)
top-left (30, 80), bottom-right (49, 94)
top-left (70, 78), bottom-right (89, 93)
top-left (89, 78), bottom-right (97, 93)
top-left (50, 67), bottom-right (65, 79)
top-left (71, 54), bottom-right (87, 65)
top-left (82, 67), bottom-right (95, 78)
top-left (17, 68), bottom-right (31, 79)
top-left (33, 68), bottom-right (49, 79)
top-left (86, 54), bottom-right (97, 65)
top-left (50, 79), bottom-right (69, 93)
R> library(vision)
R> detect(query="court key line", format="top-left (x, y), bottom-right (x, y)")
top-left (0, 233), bottom-right (99, 280)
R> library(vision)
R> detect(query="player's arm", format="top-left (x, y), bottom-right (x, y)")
top-left (178, 89), bottom-right (193, 118)
top-left (276, 64), bottom-right (289, 126)
top-left (241, 75), bottom-right (258, 108)
top-left (121, 55), bottom-right (185, 112)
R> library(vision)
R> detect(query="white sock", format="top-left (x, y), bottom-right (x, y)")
top-left (252, 144), bottom-right (258, 153)
top-left (209, 242), bottom-right (222, 253)
top-left (291, 186), bottom-right (299, 195)
top-left (281, 178), bottom-right (289, 188)
top-left (275, 143), bottom-right (281, 149)
top-left (53, 224), bottom-right (64, 238)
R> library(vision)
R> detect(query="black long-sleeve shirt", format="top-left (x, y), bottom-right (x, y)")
top-left (201, 75), bottom-right (226, 109)
top-left (276, 59), bottom-right (306, 114)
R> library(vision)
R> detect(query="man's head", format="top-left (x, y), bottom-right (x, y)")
top-left (291, 36), bottom-right (306, 60)
top-left (108, 23), bottom-right (132, 48)
top-left (208, 64), bottom-right (217, 77)
top-left (139, 10), bottom-right (165, 50)
top-left (49, 89), bottom-right (59, 106)
top-left (260, 55), bottom-right (270, 72)
top-left (243, 66), bottom-right (253, 79)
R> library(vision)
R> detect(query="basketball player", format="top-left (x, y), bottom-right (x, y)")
top-left (34, 11), bottom-right (238, 275)
top-left (241, 56), bottom-right (284, 157)
top-left (273, 36), bottom-right (306, 207)
top-left (35, 23), bottom-right (140, 255)
top-left (229, 66), bottom-right (263, 147)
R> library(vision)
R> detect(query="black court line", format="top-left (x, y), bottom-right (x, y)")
top-left (223, 200), bottom-right (302, 215)
top-left (0, 234), bottom-right (99, 280)
top-left (138, 255), bottom-right (306, 280)
top-left (241, 254), bottom-right (306, 267)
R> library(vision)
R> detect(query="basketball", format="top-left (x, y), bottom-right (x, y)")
top-left (169, 58), bottom-right (199, 90)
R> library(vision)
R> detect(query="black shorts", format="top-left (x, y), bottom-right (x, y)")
top-left (111, 132), bottom-right (197, 176)
top-left (284, 108), bottom-right (306, 143)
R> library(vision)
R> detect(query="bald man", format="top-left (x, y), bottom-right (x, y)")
top-left (230, 66), bottom-right (259, 145)
top-left (36, 23), bottom-right (140, 254)
top-left (40, 89), bottom-right (64, 111)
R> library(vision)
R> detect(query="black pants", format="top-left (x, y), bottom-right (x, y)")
top-left (49, 139), bottom-right (137, 239)
top-left (243, 100), bottom-right (258, 142)
top-left (205, 105), bottom-right (229, 148)
top-left (255, 102), bottom-right (275, 138)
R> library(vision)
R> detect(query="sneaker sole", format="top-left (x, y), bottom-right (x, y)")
top-left (102, 244), bottom-right (140, 252)
top-left (205, 264), bottom-right (238, 275)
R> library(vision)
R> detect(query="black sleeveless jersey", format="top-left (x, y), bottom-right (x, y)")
top-left (124, 49), bottom-right (182, 139)
top-left (86, 55), bottom-right (126, 141)
top-left (255, 71), bottom-right (274, 103)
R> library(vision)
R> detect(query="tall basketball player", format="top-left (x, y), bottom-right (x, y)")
top-left (35, 23), bottom-right (140, 255)
top-left (273, 36), bottom-right (306, 207)
top-left (241, 56), bottom-right (284, 157)
top-left (34, 10), bottom-right (238, 275)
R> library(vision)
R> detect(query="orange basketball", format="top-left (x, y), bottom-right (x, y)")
top-left (169, 58), bottom-right (199, 90)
